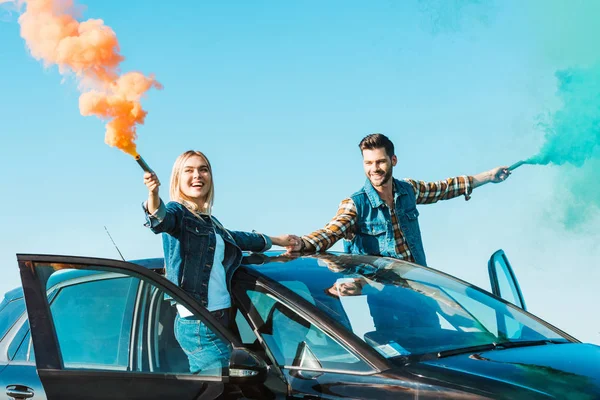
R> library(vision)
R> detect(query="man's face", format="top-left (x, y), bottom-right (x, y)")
top-left (326, 277), bottom-right (365, 298)
top-left (336, 280), bottom-right (363, 296)
top-left (362, 147), bottom-right (397, 188)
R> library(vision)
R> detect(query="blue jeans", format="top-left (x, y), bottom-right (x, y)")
top-left (174, 310), bottom-right (231, 374)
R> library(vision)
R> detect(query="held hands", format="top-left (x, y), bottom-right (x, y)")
top-left (144, 172), bottom-right (160, 194)
top-left (271, 235), bottom-right (302, 251)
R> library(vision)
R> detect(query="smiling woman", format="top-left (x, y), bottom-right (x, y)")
top-left (167, 151), bottom-right (215, 215)
top-left (141, 149), bottom-right (301, 374)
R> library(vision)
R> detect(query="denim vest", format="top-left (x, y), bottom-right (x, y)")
top-left (145, 201), bottom-right (271, 307)
top-left (343, 178), bottom-right (428, 266)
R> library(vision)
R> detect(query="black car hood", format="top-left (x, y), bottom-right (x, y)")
top-left (404, 343), bottom-right (600, 399)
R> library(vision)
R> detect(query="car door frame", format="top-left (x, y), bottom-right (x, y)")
top-left (16, 253), bottom-right (247, 400)
top-left (488, 249), bottom-right (527, 311)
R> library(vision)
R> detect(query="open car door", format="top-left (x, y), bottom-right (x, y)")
top-left (487, 249), bottom-right (527, 311)
top-left (16, 254), bottom-right (267, 400)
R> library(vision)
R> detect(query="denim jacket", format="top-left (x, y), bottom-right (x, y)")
top-left (343, 178), bottom-right (427, 266)
top-left (144, 201), bottom-right (272, 307)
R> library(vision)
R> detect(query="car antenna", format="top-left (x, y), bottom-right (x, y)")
top-left (104, 226), bottom-right (126, 261)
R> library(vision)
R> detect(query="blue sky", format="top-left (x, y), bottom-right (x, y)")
top-left (1, 0), bottom-right (598, 344)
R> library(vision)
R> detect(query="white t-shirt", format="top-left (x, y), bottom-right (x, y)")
top-left (177, 229), bottom-right (231, 316)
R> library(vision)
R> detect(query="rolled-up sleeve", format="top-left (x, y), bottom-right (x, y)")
top-left (302, 198), bottom-right (358, 252)
top-left (256, 232), bottom-right (272, 252)
top-left (143, 200), bottom-right (167, 229)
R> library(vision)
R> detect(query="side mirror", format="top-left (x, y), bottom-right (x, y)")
top-left (228, 347), bottom-right (268, 384)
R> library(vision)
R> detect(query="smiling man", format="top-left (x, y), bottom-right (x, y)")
top-left (291, 133), bottom-right (510, 266)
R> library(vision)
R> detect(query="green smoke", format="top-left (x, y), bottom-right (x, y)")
top-left (418, 0), bottom-right (600, 227)
top-left (417, 0), bottom-right (495, 34)
top-left (522, 2), bottom-right (600, 227)
top-left (554, 158), bottom-right (600, 231)
top-left (527, 66), bottom-right (600, 168)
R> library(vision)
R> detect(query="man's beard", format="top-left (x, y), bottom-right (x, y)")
top-left (369, 169), bottom-right (393, 187)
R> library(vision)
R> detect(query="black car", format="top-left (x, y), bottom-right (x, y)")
top-left (1, 251), bottom-right (599, 400)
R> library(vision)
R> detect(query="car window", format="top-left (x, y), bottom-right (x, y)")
top-left (10, 321), bottom-right (35, 363)
top-left (143, 285), bottom-right (204, 374)
top-left (127, 283), bottom-right (232, 376)
top-left (250, 255), bottom-right (568, 357)
top-left (0, 299), bottom-right (25, 341)
top-left (327, 275), bottom-right (560, 355)
top-left (48, 276), bottom-right (138, 370)
top-left (243, 288), bottom-right (372, 373)
top-left (8, 318), bottom-right (29, 360)
top-left (235, 310), bottom-right (258, 345)
top-left (33, 262), bottom-right (232, 377)
top-left (494, 258), bottom-right (524, 308)
top-left (13, 330), bottom-right (34, 362)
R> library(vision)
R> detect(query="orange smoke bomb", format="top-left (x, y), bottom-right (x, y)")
top-left (135, 155), bottom-right (153, 173)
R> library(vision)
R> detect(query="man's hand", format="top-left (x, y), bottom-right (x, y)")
top-left (473, 166), bottom-right (510, 188)
top-left (279, 236), bottom-right (307, 255)
top-left (271, 235), bottom-right (302, 249)
top-left (488, 166), bottom-right (511, 183)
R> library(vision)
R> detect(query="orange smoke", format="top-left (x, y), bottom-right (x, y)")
top-left (11, 0), bottom-right (161, 156)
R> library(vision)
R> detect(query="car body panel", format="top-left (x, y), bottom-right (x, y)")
top-left (283, 369), bottom-right (492, 399)
top-left (1, 364), bottom-right (46, 400)
top-left (405, 343), bottom-right (600, 399)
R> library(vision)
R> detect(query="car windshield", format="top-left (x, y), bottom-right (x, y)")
top-left (246, 253), bottom-right (569, 358)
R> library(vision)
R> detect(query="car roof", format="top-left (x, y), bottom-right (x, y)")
top-left (1, 287), bottom-right (24, 303)
top-left (3, 252), bottom-right (455, 303)
top-left (2, 257), bottom-right (166, 304)
top-left (238, 251), bottom-right (430, 286)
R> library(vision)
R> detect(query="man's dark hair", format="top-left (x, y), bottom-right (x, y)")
top-left (359, 133), bottom-right (395, 158)
top-left (323, 286), bottom-right (340, 299)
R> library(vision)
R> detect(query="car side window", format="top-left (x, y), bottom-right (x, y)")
top-left (143, 285), bottom-right (209, 374)
top-left (0, 299), bottom-right (26, 341)
top-left (235, 310), bottom-right (259, 345)
top-left (121, 282), bottom-right (231, 376)
top-left (8, 319), bottom-right (30, 361)
top-left (13, 330), bottom-right (34, 362)
top-left (34, 263), bottom-right (233, 377)
top-left (29, 262), bottom-right (236, 377)
top-left (48, 276), bottom-right (138, 369)
top-left (244, 289), bottom-right (372, 373)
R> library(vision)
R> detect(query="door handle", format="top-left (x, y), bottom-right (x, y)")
top-left (6, 385), bottom-right (35, 399)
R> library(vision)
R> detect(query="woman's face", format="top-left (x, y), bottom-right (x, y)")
top-left (179, 155), bottom-right (212, 204)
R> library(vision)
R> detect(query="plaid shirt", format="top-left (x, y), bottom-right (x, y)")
top-left (302, 176), bottom-right (474, 262)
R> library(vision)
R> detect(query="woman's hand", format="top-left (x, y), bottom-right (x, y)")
top-left (144, 172), bottom-right (161, 214)
top-left (271, 235), bottom-right (302, 250)
top-left (144, 172), bottom-right (160, 194)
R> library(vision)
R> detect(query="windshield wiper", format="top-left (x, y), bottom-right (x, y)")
top-left (429, 339), bottom-right (569, 360)
top-left (435, 343), bottom-right (499, 359)
top-left (496, 339), bottom-right (570, 349)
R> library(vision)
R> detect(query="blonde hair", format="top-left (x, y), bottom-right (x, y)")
top-left (169, 150), bottom-right (215, 215)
